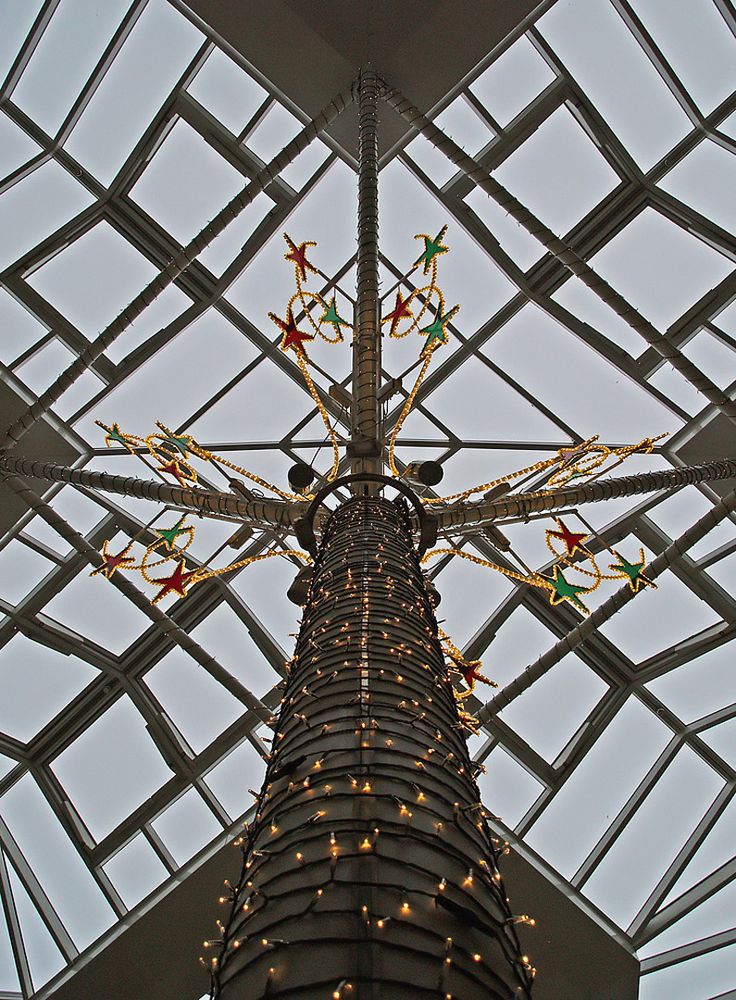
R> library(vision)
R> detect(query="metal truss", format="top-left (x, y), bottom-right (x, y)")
top-left (1, 0), bottom-right (736, 997)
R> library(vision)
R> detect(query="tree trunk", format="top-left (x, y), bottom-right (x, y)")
top-left (213, 497), bottom-right (532, 999)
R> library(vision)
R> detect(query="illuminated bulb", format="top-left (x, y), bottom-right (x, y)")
top-left (295, 852), bottom-right (304, 864)
top-left (473, 953), bottom-right (481, 963)
top-left (438, 878), bottom-right (446, 891)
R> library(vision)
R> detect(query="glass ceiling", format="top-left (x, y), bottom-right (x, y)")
top-left (1, 0), bottom-right (736, 997)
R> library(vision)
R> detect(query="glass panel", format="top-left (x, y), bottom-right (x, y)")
top-left (639, 879), bottom-right (736, 962)
top-left (478, 747), bottom-right (543, 829)
top-left (245, 101), bottom-right (301, 163)
top-left (0, 0), bottom-right (45, 83)
top-left (647, 642), bottom-right (736, 725)
top-left (660, 796), bottom-right (736, 904)
top-left (0, 111), bottom-right (41, 178)
top-left (103, 833), bottom-right (169, 909)
top-left (5, 863), bottom-right (64, 989)
top-left (191, 602), bottom-right (281, 700)
top-left (204, 739), bottom-right (265, 819)
top-left (0, 160), bottom-right (94, 271)
top-left (0, 288), bottom-right (46, 364)
top-left (482, 303), bottom-right (681, 438)
top-left (0, 633), bottom-right (97, 743)
top-left (65, 0), bottom-right (203, 184)
top-left (277, 139), bottom-right (330, 191)
top-left (151, 788), bottom-right (221, 865)
top-left (639, 942), bottom-right (736, 1000)
top-left (43, 558), bottom-right (149, 654)
top-left (470, 35), bottom-right (556, 127)
top-left (647, 362), bottom-right (704, 416)
top-left (189, 357), bottom-right (313, 442)
top-left (649, 487), bottom-right (735, 561)
top-left (539, 0), bottom-right (691, 170)
top-left (500, 655), bottom-right (608, 764)
top-left (406, 97), bottom-right (493, 186)
top-left (591, 208), bottom-right (734, 331)
top-left (130, 119), bottom-right (246, 244)
top-left (26, 220), bottom-right (186, 344)
top-left (187, 47), bottom-right (266, 135)
top-left (12, 0), bottom-right (126, 135)
top-left (661, 139), bottom-right (736, 238)
top-left (600, 568), bottom-right (720, 664)
top-left (426, 353), bottom-right (567, 442)
top-left (629, 0), bottom-right (736, 115)
top-left (76, 309), bottom-right (257, 441)
top-left (230, 554), bottom-right (301, 652)
top-left (51, 696), bottom-right (173, 840)
top-left (526, 698), bottom-right (671, 876)
top-left (144, 647), bottom-right (244, 755)
top-left (583, 746), bottom-right (723, 928)
top-left (0, 774), bottom-right (115, 947)
top-left (431, 546), bottom-right (514, 649)
top-left (494, 106), bottom-right (620, 236)
top-left (0, 540), bottom-right (54, 606)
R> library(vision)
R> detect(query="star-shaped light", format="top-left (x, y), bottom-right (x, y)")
top-left (156, 516), bottom-right (191, 551)
top-left (91, 539), bottom-right (136, 579)
top-left (151, 560), bottom-right (199, 602)
top-left (283, 234), bottom-right (318, 283)
top-left (538, 565), bottom-right (590, 613)
top-left (414, 225), bottom-right (449, 274)
top-left (609, 549), bottom-right (656, 593)
top-left (547, 519), bottom-right (589, 558)
top-left (381, 290), bottom-right (414, 337)
top-left (269, 307), bottom-right (315, 355)
top-left (420, 303), bottom-right (459, 354)
top-left (158, 431), bottom-right (193, 457)
top-left (97, 420), bottom-right (137, 454)
top-left (157, 459), bottom-right (191, 486)
top-left (319, 295), bottom-right (350, 338)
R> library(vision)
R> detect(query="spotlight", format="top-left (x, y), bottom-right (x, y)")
top-left (403, 460), bottom-right (444, 487)
top-left (288, 462), bottom-right (315, 493)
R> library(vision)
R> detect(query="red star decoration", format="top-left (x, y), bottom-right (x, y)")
top-left (158, 459), bottom-right (188, 486)
top-left (91, 540), bottom-right (136, 579)
top-left (283, 234), bottom-right (318, 282)
top-left (151, 561), bottom-right (199, 602)
top-left (548, 520), bottom-right (588, 557)
top-left (382, 290), bottom-right (414, 336)
top-left (269, 307), bottom-right (314, 355)
top-left (462, 663), bottom-right (485, 690)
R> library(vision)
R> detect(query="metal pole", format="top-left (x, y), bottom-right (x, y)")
top-left (0, 453), bottom-right (299, 529)
top-left (350, 67), bottom-right (382, 485)
top-left (477, 483), bottom-right (736, 720)
top-left (434, 457), bottom-right (736, 531)
top-left (380, 83), bottom-right (736, 425)
top-left (212, 497), bottom-right (532, 999)
top-left (0, 87), bottom-right (354, 453)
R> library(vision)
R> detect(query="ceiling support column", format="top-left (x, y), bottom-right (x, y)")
top-left (350, 68), bottom-right (382, 488)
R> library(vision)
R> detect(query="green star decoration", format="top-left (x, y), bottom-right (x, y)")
top-left (156, 516), bottom-right (192, 551)
top-left (100, 421), bottom-right (137, 453)
top-left (414, 225), bottom-right (449, 274)
top-left (540, 565), bottom-right (591, 612)
top-left (420, 303), bottom-right (459, 354)
top-left (319, 295), bottom-right (350, 337)
top-left (160, 432), bottom-right (192, 457)
top-left (610, 550), bottom-right (655, 593)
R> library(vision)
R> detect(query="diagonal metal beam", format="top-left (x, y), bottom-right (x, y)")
top-left (435, 458), bottom-right (736, 531)
top-left (380, 84), bottom-right (736, 425)
top-left (477, 483), bottom-right (736, 722)
top-left (0, 85), bottom-right (355, 451)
